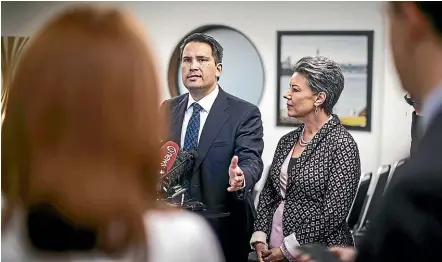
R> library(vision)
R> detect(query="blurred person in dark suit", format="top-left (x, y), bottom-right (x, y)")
top-left (296, 1), bottom-right (442, 262)
top-left (160, 33), bottom-right (264, 262)
top-left (1, 5), bottom-right (223, 262)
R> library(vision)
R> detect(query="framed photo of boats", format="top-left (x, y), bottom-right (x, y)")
top-left (276, 31), bottom-right (374, 132)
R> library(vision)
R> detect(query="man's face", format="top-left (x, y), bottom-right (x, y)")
top-left (181, 41), bottom-right (222, 91)
top-left (388, 3), bottom-right (413, 94)
top-left (387, 2), bottom-right (429, 100)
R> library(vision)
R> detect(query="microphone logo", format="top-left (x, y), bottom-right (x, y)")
top-left (161, 145), bottom-right (178, 168)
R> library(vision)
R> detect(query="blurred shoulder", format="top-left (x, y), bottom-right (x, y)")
top-left (144, 210), bottom-right (224, 262)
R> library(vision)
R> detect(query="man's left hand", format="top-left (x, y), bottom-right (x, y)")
top-left (227, 155), bottom-right (244, 192)
top-left (262, 247), bottom-right (284, 262)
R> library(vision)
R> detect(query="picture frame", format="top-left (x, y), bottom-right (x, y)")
top-left (276, 30), bottom-right (374, 132)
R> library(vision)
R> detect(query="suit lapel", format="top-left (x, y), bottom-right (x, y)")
top-left (170, 95), bottom-right (188, 145)
top-left (287, 115), bottom-right (340, 191)
top-left (194, 89), bottom-right (230, 170)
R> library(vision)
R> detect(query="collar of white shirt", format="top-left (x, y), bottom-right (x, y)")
top-left (186, 85), bottom-right (220, 113)
top-left (421, 85), bottom-right (442, 133)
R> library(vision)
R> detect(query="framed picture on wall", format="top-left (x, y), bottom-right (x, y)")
top-left (276, 30), bottom-right (374, 132)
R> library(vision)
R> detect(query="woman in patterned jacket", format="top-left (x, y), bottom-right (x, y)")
top-left (250, 56), bottom-right (361, 262)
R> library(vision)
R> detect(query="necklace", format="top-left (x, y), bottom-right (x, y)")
top-left (299, 126), bottom-right (312, 147)
top-left (299, 116), bottom-right (334, 147)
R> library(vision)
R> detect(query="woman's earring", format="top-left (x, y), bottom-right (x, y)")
top-left (314, 106), bottom-right (319, 116)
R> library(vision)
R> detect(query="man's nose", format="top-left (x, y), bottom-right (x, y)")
top-left (190, 60), bottom-right (198, 70)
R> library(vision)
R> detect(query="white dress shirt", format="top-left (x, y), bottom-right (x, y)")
top-left (421, 86), bottom-right (442, 134)
top-left (180, 86), bottom-right (219, 148)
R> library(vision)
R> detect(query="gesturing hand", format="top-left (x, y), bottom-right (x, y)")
top-left (227, 155), bottom-right (245, 192)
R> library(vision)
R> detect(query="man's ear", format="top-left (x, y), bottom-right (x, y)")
top-left (314, 92), bottom-right (327, 107)
top-left (216, 63), bottom-right (223, 78)
top-left (401, 2), bottom-right (432, 41)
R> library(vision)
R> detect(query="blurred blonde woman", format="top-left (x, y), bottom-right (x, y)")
top-left (1, 5), bottom-right (223, 262)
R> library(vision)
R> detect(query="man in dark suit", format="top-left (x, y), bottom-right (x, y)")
top-left (161, 33), bottom-right (264, 262)
top-left (296, 2), bottom-right (442, 262)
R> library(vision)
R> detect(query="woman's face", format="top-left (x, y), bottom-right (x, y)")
top-left (284, 72), bottom-right (318, 118)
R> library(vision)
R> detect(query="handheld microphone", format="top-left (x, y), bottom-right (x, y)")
top-left (159, 141), bottom-right (179, 175)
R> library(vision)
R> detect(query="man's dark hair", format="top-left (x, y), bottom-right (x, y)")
top-left (415, 2), bottom-right (442, 36)
top-left (392, 2), bottom-right (442, 36)
top-left (179, 33), bottom-right (224, 64)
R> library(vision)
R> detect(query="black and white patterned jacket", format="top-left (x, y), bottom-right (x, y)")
top-left (254, 115), bottom-right (360, 248)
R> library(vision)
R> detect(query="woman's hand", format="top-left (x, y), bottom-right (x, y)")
top-left (262, 247), bottom-right (284, 262)
top-left (254, 242), bottom-right (268, 262)
top-left (329, 247), bottom-right (357, 262)
top-left (294, 246), bottom-right (357, 262)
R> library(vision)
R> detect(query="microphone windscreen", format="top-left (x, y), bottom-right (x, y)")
top-left (167, 150), bottom-right (197, 185)
top-left (188, 150), bottom-right (198, 159)
top-left (159, 141), bottom-right (179, 173)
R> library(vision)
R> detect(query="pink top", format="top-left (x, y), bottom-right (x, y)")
top-left (270, 148), bottom-right (300, 261)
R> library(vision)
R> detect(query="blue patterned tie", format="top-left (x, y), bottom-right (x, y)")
top-left (183, 103), bottom-right (203, 151)
top-left (182, 103), bottom-right (203, 200)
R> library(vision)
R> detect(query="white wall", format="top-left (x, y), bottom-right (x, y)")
top-left (1, 1), bottom-right (413, 190)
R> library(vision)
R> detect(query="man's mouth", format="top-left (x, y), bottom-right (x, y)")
top-left (187, 75), bottom-right (201, 79)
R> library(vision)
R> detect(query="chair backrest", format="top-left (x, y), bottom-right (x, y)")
top-left (360, 164), bottom-right (391, 228)
top-left (384, 158), bottom-right (407, 194)
top-left (347, 172), bottom-right (372, 229)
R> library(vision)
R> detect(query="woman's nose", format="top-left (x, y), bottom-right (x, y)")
top-left (283, 91), bottom-right (291, 100)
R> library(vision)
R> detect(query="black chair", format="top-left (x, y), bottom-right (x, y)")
top-left (347, 172), bottom-right (372, 230)
top-left (354, 164), bottom-right (391, 233)
top-left (384, 158), bottom-right (407, 194)
top-left (248, 251), bottom-right (258, 262)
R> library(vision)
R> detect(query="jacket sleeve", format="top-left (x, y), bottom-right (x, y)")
top-left (233, 106), bottom-right (264, 200)
top-left (251, 139), bottom-right (283, 243)
top-left (251, 175), bottom-right (276, 245)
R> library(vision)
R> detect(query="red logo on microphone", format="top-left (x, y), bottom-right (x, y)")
top-left (161, 145), bottom-right (178, 168)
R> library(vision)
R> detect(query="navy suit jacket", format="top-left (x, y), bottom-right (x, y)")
top-left (161, 88), bottom-right (264, 261)
top-left (357, 109), bottom-right (442, 261)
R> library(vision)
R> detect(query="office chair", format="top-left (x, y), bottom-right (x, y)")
top-left (347, 172), bottom-right (372, 230)
top-left (354, 164), bottom-right (391, 234)
top-left (384, 158), bottom-right (407, 194)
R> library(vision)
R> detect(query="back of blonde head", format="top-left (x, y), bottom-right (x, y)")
top-left (2, 4), bottom-right (163, 256)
